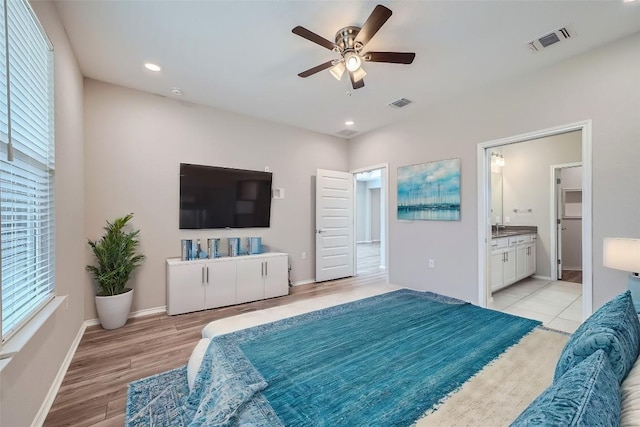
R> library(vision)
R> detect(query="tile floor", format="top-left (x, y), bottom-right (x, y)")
top-left (488, 277), bottom-right (583, 334)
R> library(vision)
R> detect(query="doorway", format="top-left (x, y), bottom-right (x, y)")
top-left (352, 164), bottom-right (389, 276)
top-left (477, 121), bottom-right (592, 324)
top-left (552, 164), bottom-right (583, 283)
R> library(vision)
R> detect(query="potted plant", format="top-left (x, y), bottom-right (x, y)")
top-left (86, 213), bottom-right (145, 329)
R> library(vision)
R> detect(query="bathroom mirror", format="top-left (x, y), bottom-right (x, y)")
top-left (491, 171), bottom-right (503, 225)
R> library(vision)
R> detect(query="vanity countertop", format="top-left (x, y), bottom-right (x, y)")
top-left (491, 226), bottom-right (537, 239)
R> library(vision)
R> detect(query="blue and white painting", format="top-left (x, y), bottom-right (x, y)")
top-left (397, 158), bottom-right (461, 221)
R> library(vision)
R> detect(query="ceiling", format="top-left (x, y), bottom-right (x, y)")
top-left (53, 1), bottom-right (640, 139)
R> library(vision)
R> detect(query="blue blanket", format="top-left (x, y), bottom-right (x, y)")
top-left (126, 289), bottom-right (540, 426)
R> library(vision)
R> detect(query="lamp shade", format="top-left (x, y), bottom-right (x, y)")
top-left (603, 238), bottom-right (640, 274)
top-left (330, 62), bottom-right (345, 81)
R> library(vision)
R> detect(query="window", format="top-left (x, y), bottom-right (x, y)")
top-left (0, 0), bottom-right (55, 342)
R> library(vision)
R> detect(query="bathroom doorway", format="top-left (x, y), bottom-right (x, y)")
top-left (477, 121), bottom-right (592, 329)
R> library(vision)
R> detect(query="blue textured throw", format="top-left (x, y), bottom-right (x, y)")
top-left (216, 289), bottom-right (541, 426)
top-left (125, 289), bottom-right (540, 426)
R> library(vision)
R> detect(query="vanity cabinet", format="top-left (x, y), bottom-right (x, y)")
top-left (490, 238), bottom-right (516, 292)
top-left (491, 233), bottom-right (536, 292)
top-left (515, 235), bottom-right (537, 281)
top-left (166, 253), bottom-right (288, 315)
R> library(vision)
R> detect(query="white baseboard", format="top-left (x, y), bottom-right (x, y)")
top-left (562, 267), bottom-right (583, 271)
top-left (292, 279), bottom-right (315, 286)
top-left (31, 321), bottom-right (86, 427)
top-left (532, 274), bottom-right (553, 281)
top-left (84, 305), bottom-right (167, 327)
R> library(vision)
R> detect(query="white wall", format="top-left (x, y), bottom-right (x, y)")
top-left (84, 80), bottom-right (348, 319)
top-left (356, 181), bottom-right (368, 242)
top-left (370, 188), bottom-right (381, 241)
top-left (1, 2), bottom-right (85, 426)
top-left (348, 32), bottom-right (640, 310)
top-left (501, 132), bottom-right (581, 277)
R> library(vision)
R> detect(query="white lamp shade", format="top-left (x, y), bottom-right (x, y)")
top-left (603, 238), bottom-right (640, 273)
top-left (352, 66), bottom-right (367, 82)
top-left (330, 62), bottom-right (345, 81)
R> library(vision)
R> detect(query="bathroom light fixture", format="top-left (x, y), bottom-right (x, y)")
top-left (491, 152), bottom-right (505, 167)
top-left (603, 238), bottom-right (640, 311)
top-left (345, 120), bottom-right (354, 126)
top-left (144, 62), bottom-right (161, 72)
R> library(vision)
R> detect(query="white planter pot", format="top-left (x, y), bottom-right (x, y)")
top-left (95, 288), bottom-right (133, 330)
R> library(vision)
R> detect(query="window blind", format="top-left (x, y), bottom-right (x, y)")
top-left (1, 0), bottom-right (55, 342)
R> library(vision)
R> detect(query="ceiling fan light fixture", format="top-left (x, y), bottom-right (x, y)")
top-left (352, 66), bottom-right (367, 82)
top-left (330, 62), bottom-right (346, 81)
top-left (344, 51), bottom-right (361, 72)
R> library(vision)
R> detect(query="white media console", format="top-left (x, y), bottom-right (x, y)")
top-left (166, 252), bottom-right (289, 315)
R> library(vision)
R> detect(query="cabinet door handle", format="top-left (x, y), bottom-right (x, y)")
top-left (201, 266), bottom-right (205, 284)
top-left (261, 261), bottom-right (264, 277)
top-left (206, 266), bottom-right (209, 283)
top-left (265, 262), bottom-right (268, 276)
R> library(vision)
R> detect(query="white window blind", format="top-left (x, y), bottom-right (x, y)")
top-left (1, 0), bottom-right (55, 342)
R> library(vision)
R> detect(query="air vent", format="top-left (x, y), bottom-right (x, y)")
top-left (528, 25), bottom-right (575, 52)
top-left (336, 129), bottom-right (358, 137)
top-left (389, 98), bottom-right (412, 108)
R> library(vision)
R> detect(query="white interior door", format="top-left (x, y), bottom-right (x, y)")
top-left (316, 169), bottom-right (354, 282)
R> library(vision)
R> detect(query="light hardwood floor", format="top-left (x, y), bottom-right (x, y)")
top-left (44, 270), bottom-right (387, 427)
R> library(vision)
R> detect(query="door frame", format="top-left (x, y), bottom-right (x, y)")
top-left (550, 162), bottom-right (582, 281)
top-left (476, 120), bottom-right (592, 319)
top-left (351, 163), bottom-right (389, 280)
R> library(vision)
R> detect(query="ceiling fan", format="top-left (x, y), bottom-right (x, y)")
top-left (292, 4), bottom-right (416, 90)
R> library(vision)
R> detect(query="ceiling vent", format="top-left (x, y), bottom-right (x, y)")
top-left (528, 25), bottom-right (575, 52)
top-left (389, 98), bottom-right (412, 108)
top-left (336, 129), bottom-right (358, 137)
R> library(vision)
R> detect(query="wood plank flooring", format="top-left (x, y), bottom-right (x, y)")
top-left (561, 269), bottom-right (582, 284)
top-left (43, 270), bottom-right (387, 427)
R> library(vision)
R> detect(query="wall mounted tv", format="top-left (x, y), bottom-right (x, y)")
top-left (179, 163), bottom-right (273, 229)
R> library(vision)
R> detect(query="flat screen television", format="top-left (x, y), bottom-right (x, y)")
top-left (179, 163), bottom-right (273, 229)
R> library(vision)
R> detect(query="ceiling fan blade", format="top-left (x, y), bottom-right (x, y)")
top-left (292, 26), bottom-right (337, 51)
top-left (355, 5), bottom-right (392, 48)
top-left (349, 71), bottom-right (365, 90)
top-left (298, 60), bottom-right (335, 78)
top-left (364, 51), bottom-right (416, 64)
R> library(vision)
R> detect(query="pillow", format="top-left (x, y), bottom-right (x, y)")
top-left (554, 290), bottom-right (640, 383)
top-left (511, 350), bottom-right (620, 426)
top-left (187, 338), bottom-right (210, 391)
top-left (621, 347), bottom-right (640, 426)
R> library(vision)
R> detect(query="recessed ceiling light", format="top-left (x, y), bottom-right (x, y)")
top-left (345, 120), bottom-right (354, 126)
top-left (623, 0), bottom-right (637, 3)
top-left (170, 88), bottom-right (183, 96)
top-left (144, 62), bottom-right (161, 72)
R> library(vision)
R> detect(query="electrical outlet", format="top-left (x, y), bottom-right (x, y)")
top-left (505, 216), bottom-right (511, 223)
top-left (264, 166), bottom-right (270, 172)
top-left (301, 251), bottom-right (307, 260)
top-left (428, 259), bottom-right (435, 269)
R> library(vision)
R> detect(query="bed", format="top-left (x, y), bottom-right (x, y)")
top-left (125, 285), bottom-right (640, 426)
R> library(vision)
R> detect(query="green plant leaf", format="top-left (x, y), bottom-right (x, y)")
top-left (86, 213), bottom-right (146, 296)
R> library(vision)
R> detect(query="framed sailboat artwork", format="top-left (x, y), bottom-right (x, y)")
top-left (397, 158), bottom-right (461, 221)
